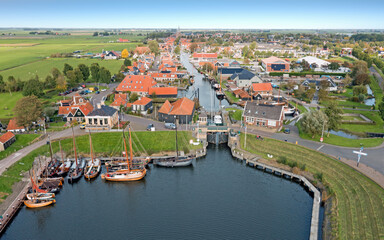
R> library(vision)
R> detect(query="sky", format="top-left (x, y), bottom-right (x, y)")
top-left (1, 0), bottom-right (384, 29)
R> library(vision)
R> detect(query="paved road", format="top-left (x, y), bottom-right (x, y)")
top-left (90, 83), bottom-right (118, 107)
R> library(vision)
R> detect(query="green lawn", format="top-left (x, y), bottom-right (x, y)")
top-left (226, 107), bottom-right (243, 121)
top-left (240, 134), bottom-right (384, 239)
top-left (0, 134), bottom-right (41, 161)
top-left (0, 92), bottom-right (23, 120)
top-left (297, 122), bottom-right (384, 147)
top-left (341, 110), bottom-right (384, 134)
top-left (370, 75), bottom-right (383, 105)
top-left (289, 101), bottom-right (307, 113)
top-left (224, 91), bottom-right (240, 103)
top-left (328, 56), bottom-right (356, 63)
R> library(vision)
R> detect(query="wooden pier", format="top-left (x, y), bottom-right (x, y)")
top-left (231, 146), bottom-right (321, 240)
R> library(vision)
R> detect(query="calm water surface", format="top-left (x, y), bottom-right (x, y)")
top-left (2, 146), bottom-right (315, 240)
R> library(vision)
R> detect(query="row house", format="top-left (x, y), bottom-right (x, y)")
top-left (85, 105), bottom-right (118, 131)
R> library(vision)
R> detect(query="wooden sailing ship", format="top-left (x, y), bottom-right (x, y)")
top-left (216, 69), bottom-right (225, 100)
top-left (84, 132), bottom-right (101, 180)
top-left (101, 128), bottom-right (146, 182)
top-left (56, 140), bottom-right (71, 177)
top-left (154, 119), bottom-right (195, 167)
top-left (25, 172), bottom-right (56, 208)
top-left (67, 127), bottom-right (84, 184)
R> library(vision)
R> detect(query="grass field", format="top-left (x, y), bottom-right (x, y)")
top-left (0, 58), bottom-right (125, 81)
top-left (226, 107), bottom-right (243, 121)
top-left (0, 134), bottom-right (40, 161)
top-left (0, 92), bottom-right (23, 120)
top-left (289, 101), bottom-right (307, 113)
top-left (224, 91), bottom-right (240, 103)
top-left (328, 56), bottom-right (356, 63)
top-left (0, 131), bottom-right (201, 196)
top-left (241, 134), bottom-right (384, 239)
top-left (296, 122), bottom-right (384, 147)
top-left (341, 110), bottom-right (384, 134)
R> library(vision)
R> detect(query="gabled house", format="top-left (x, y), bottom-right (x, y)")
top-left (110, 94), bottom-right (130, 110)
top-left (103, 51), bottom-right (121, 60)
top-left (158, 97), bottom-right (195, 124)
top-left (242, 102), bottom-right (284, 129)
top-left (252, 83), bottom-right (273, 99)
top-left (192, 52), bottom-right (218, 61)
top-left (58, 94), bottom-right (94, 123)
top-left (231, 69), bottom-right (261, 88)
top-left (233, 89), bottom-right (251, 100)
top-left (301, 78), bottom-right (337, 91)
top-left (6, 118), bottom-right (26, 133)
top-left (132, 97), bottom-right (152, 113)
top-left (0, 132), bottom-right (16, 151)
top-left (85, 105), bottom-right (118, 131)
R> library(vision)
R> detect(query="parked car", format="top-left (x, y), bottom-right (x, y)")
top-left (94, 87), bottom-right (99, 91)
top-left (165, 123), bottom-right (176, 129)
top-left (80, 122), bottom-right (86, 129)
top-left (95, 91), bottom-right (100, 94)
top-left (146, 124), bottom-right (155, 131)
top-left (101, 89), bottom-right (107, 92)
top-left (284, 128), bottom-right (290, 134)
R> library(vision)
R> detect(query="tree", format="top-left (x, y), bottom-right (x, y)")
top-left (74, 68), bottom-right (84, 82)
top-left (318, 89), bottom-right (328, 101)
top-left (99, 67), bottom-right (111, 83)
top-left (6, 76), bottom-right (18, 92)
top-left (189, 43), bottom-right (198, 53)
top-left (353, 85), bottom-right (367, 96)
top-left (342, 75), bottom-right (352, 86)
top-left (51, 68), bottom-right (61, 79)
top-left (90, 63), bottom-right (100, 81)
top-left (129, 92), bottom-right (138, 102)
top-left (378, 96), bottom-right (384, 120)
top-left (0, 75), bottom-right (5, 92)
top-left (115, 72), bottom-right (125, 82)
top-left (300, 110), bottom-right (328, 138)
top-left (242, 45), bottom-right (250, 58)
top-left (124, 58), bottom-right (132, 67)
top-left (56, 75), bottom-right (67, 92)
top-left (63, 63), bottom-right (73, 77)
top-left (148, 40), bottom-right (159, 55)
top-left (351, 60), bottom-right (368, 78)
top-left (324, 101), bottom-right (343, 136)
top-left (249, 41), bottom-right (257, 51)
top-left (66, 70), bottom-right (77, 87)
top-left (174, 45), bottom-right (180, 55)
top-left (93, 32), bottom-right (99, 37)
top-left (14, 95), bottom-right (42, 129)
top-left (202, 63), bottom-right (213, 72)
top-left (121, 49), bottom-right (129, 58)
top-left (77, 64), bottom-right (90, 81)
top-left (44, 75), bottom-right (56, 89)
top-left (23, 78), bottom-right (44, 97)
top-left (329, 62), bottom-right (340, 71)
top-left (354, 73), bottom-right (370, 85)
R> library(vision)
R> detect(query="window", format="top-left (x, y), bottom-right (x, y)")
top-left (104, 118), bottom-right (108, 125)
top-left (99, 119), bottom-right (103, 125)
top-left (88, 119), bottom-right (92, 124)
top-left (246, 116), bottom-right (254, 123)
top-left (93, 118), bottom-right (97, 124)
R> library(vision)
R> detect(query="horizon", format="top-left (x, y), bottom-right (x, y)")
top-left (1, 0), bottom-right (384, 29)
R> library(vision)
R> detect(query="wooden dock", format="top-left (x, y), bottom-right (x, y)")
top-left (231, 146), bottom-right (321, 240)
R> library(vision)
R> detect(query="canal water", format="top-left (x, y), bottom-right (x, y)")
top-left (179, 53), bottom-right (230, 112)
top-left (2, 146), bottom-right (314, 240)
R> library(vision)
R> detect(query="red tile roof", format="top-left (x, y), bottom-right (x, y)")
top-left (135, 47), bottom-right (151, 54)
top-left (193, 52), bottom-right (218, 59)
top-left (6, 118), bottom-right (25, 131)
top-left (233, 89), bottom-right (251, 99)
top-left (58, 106), bottom-right (72, 115)
top-left (149, 73), bottom-right (178, 79)
top-left (158, 100), bottom-right (172, 114)
top-left (132, 97), bottom-right (152, 106)
top-left (252, 83), bottom-right (273, 92)
top-left (149, 87), bottom-right (177, 96)
top-left (116, 75), bottom-right (157, 93)
top-left (159, 97), bottom-right (195, 116)
top-left (78, 102), bottom-right (94, 116)
top-left (0, 131), bottom-right (15, 144)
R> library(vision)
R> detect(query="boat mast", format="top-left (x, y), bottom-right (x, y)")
top-left (89, 131), bottom-right (94, 164)
top-left (72, 126), bottom-right (78, 167)
top-left (122, 130), bottom-right (131, 172)
top-left (48, 135), bottom-right (54, 162)
top-left (175, 117), bottom-right (179, 160)
top-left (59, 140), bottom-right (64, 171)
top-left (128, 127), bottom-right (133, 170)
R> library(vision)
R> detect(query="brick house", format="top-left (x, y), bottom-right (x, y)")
top-left (158, 97), bottom-right (195, 124)
top-left (242, 102), bottom-right (284, 129)
top-left (261, 56), bottom-right (290, 72)
top-left (85, 105), bottom-right (118, 131)
top-left (0, 132), bottom-right (16, 151)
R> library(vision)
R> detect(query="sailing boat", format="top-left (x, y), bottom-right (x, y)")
top-left (101, 128), bottom-right (146, 181)
top-left (67, 127), bottom-right (85, 183)
top-left (216, 69), bottom-right (225, 100)
top-left (84, 132), bottom-right (101, 180)
top-left (56, 140), bottom-right (71, 177)
top-left (46, 136), bottom-right (60, 177)
top-left (25, 171), bottom-right (56, 208)
top-left (154, 119), bottom-right (195, 167)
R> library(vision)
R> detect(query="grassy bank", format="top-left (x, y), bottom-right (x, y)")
top-left (296, 122), bottom-right (383, 148)
top-left (289, 101), bottom-right (307, 113)
top-left (0, 134), bottom-right (41, 161)
top-left (240, 134), bottom-right (384, 239)
top-left (0, 131), bottom-right (201, 196)
top-left (226, 108), bottom-right (243, 121)
top-left (341, 110), bottom-right (384, 134)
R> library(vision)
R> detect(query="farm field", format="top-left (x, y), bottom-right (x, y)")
top-left (0, 58), bottom-right (125, 81)
top-left (241, 134), bottom-right (384, 240)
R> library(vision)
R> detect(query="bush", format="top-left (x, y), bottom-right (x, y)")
top-left (288, 161), bottom-right (298, 168)
top-left (277, 156), bottom-right (287, 164)
top-left (183, 146), bottom-right (190, 154)
top-left (314, 172), bottom-right (323, 181)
